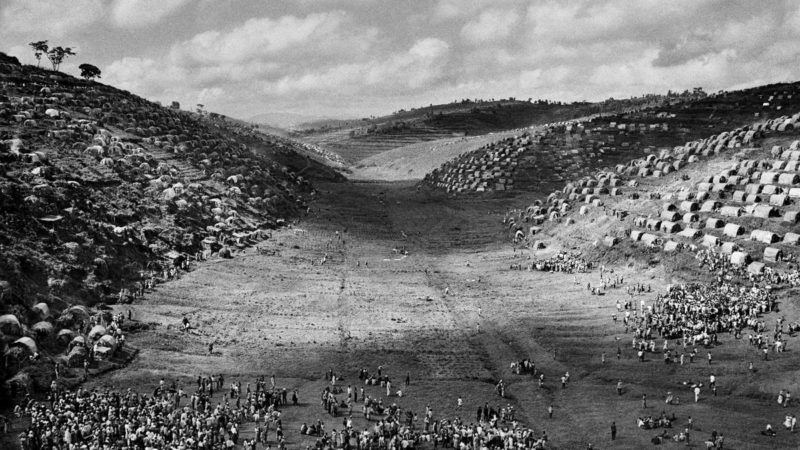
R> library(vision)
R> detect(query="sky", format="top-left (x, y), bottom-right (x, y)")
top-left (2, 0), bottom-right (799, 122)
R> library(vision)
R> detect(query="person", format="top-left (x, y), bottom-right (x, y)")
top-left (208, 342), bottom-right (214, 355)
top-left (694, 386), bottom-right (701, 403)
top-left (617, 380), bottom-right (623, 395)
top-left (548, 405), bottom-right (553, 418)
top-left (642, 394), bottom-right (647, 408)
top-left (611, 421), bottom-right (616, 440)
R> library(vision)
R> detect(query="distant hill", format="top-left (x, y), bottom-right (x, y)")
top-left (249, 112), bottom-right (350, 131)
top-left (292, 94), bottom-right (707, 165)
top-left (424, 82), bottom-right (800, 194)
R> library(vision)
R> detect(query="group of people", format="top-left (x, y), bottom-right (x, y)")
top-left (530, 252), bottom-right (592, 273)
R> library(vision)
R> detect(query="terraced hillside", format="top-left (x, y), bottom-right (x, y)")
top-left (0, 53), bottom-right (339, 382)
top-left (424, 82), bottom-right (800, 194)
top-left (295, 94), bottom-right (705, 165)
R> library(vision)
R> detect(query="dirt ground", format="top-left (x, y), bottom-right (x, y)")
top-left (37, 180), bottom-right (800, 449)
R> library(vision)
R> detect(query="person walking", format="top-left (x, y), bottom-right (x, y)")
top-left (611, 421), bottom-right (617, 440)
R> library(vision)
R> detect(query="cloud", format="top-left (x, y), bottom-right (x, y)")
top-left (0, 0), bottom-right (105, 37)
top-left (110, 0), bottom-right (191, 28)
top-left (461, 9), bottom-right (519, 44)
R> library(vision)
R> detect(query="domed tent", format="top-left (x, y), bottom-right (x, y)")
top-left (88, 325), bottom-right (107, 341)
top-left (32, 321), bottom-right (54, 336)
top-left (0, 314), bottom-right (21, 336)
top-left (11, 337), bottom-right (37, 355)
top-left (764, 247), bottom-right (783, 263)
top-left (67, 346), bottom-right (87, 367)
top-left (32, 302), bottom-right (50, 318)
top-left (56, 329), bottom-right (75, 344)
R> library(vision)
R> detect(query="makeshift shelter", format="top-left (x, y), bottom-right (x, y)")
top-left (751, 229), bottom-right (780, 244)
top-left (702, 234), bottom-right (720, 247)
top-left (700, 201), bottom-right (720, 212)
top-left (32, 302), bottom-right (50, 318)
top-left (730, 251), bottom-right (751, 266)
top-left (682, 213), bottom-right (699, 223)
top-left (68, 336), bottom-right (85, 351)
top-left (641, 233), bottom-right (661, 247)
top-left (662, 203), bottom-right (678, 211)
top-left (783, 232), bottom-right (800, 245)
top-left (721, 242), bottom-right (739, 254)
top-left (680, 201), bottom-right (699, 212)
top-left (706, 218), bottom-right (724, 229)
top-left (0, 314), bottom-right (21, 335)
top-left (769, 194), bottom-right (789, 206)
top-left (783, 211), bottom-right (800, 223)
top-left (660, 221), bottom-right (682, 233)
top-left (732, 191), bottom-right (746, 202)
top-left (603, 236), bottom-right (619, 247)
top-left (720, 206), bottom-right (742, 217)
top-left (630, 230), bottom-right (644, 241)
top-left (723, 223), bottom-right (745, 237)
top-left (664, 241), bottom-right (681, 252)
top-left (764, 247), bottom-right (783, 263)
top-left (56, 329), bottom-right (75, 344)
top-left (31, 321), bottom-right (53, 336)
top-left (761, 184), bottom-right (781, 195)
top-left (779, 173), bottom-right (799, 185)
top-left (678, 228), bottom-right (702, 239)
top-left (88, 325), bottom-right (107, 341)
top-left (747, 262), bottom-right (765, 275)
top-left (753, 204), bottom-right (777, 218)
top-left (660, 210), bottom-right (680, 221)
top-left (67, 346), bottom-right (87, 367)
top-left (646, 219), bottom-right (661, 231)
top-left (760, 172), bottom-right (779, 184)
top-left (11, 337), bottom-right (37, 356)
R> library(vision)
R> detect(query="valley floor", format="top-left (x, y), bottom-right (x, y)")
top-left (19, 180), bottom-right (800, 449)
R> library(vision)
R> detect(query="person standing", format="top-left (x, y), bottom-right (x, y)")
top-left (642, 394), bottom-right (647, 409)
top-left (617, 380), bottom-right (623, 395)
top-left (611, 421), bottom-right (617, 440)
top-left (548, 405), bottom-right (553, 419)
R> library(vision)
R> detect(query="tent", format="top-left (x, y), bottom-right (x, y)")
top-left (682, 213), bottom-right (699, 223)
top-left (88, 325), bottom-right (107, 340)
top-left (747, 262), bottom-right (765, 275)
top-left (0, 314), bottom-right (21, 335)
top-left (32, 302), bottom-right (50, 318)
top-left (660, 210), bottom-right (680, 221)
top-left (641, 233), bottom-right (661, 247)
top-left (720, 206), bottom-right (742, 217)
top-left (761, 184), bottom-right (782, 195)
top-left (753, 205), bottom-right (777, 218)
top-left (32, 321), bottom-right (54, 335)
top-left (702, 234), bottom-right (720, 247)
top-left (700, 201), bottom-right (720, 212)
top-left (646, 219), bottom-right (662, 231)
top-left (778, 173), bottom-right (799, 185)
top-left (67, 346), bottom-right (87, 367)
top-left (680, 201), bottom-right (699, 212)
top-left (603, 236), bottom-right (619, 247)
top-left (764, 247), bottom-right (783, 263)
top-left (56, 329), bottom-right (75, 344)
top-left (662, 203), bottom-right (678, 211)
top-left (783, 211), bottom-right (800, 223)
top-left (630, 230), bottom-right (644, 241)
top-left (664, 241), bottom-right (681, 252)
top-left (11, 337), bottom-right (37, 355)
top-left (751, 229), bottom-right (780, 244)
top-left (660, 221), bottom-right (682, 233)
top-left (769, 195), bottom-right (789, 206)
top-left (723, 223), bottom-right (745, 237)
top-left (720, 242), bottom-right (739, 254)
top-left (579, 205), bottom-right (589, 215)
top-left (678, 228), bottom-right (702, 239)
top-left (730, 251), bottom-right (751, 266)
top-left (784, 232), bottom-right (800, 245)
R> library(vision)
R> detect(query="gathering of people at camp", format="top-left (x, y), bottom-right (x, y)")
top-left (530, 252), bottom-right (592, 273)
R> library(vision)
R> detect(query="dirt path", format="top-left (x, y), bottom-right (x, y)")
top-left (75, 180), bottom-right (800, 449)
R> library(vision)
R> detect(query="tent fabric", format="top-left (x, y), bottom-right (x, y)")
top-left (88, 325), bottom-right (107, 340)
top-left (32, 302), bottom-right (50, 318)
top-left (32, 321), bottom-right (54, 334)
top-left (12, 337), bottom-right (37, 354)
top-left (730, 251), bottom-right (750, 266)
top-left (0, 314), bottom-right (21, 335)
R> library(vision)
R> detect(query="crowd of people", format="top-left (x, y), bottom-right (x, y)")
top-left (530, 252), bottom-right (592, 273)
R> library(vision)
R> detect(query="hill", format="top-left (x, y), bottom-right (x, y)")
top-left (0, 52), bottom-right (340, 371)
top-left (423, 82), bottom-right (800, 194)
top-left (293, 94), bottom-right (706, 166)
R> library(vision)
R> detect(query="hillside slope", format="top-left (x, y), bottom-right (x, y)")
top-left (424, 82), bottom-right (800, 194)
top-left (294, 94), bottom-right (704, 165)
top-left (0, 55), bottom-right (338, 346)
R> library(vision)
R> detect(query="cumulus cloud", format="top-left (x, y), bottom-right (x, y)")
top-left (111, 0), bottom-right (191, 28)
top-left (461, 9), bottom-right (519, 44)
top-left (0, 0), bottom-right (105, 37)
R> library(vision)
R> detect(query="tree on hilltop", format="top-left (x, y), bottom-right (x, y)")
top-left (28, 40), bottom-right (49, 67)
top-left (46, 46), bottom-right (76, 72)
top-left (79, 63), bottom-right (101, 80)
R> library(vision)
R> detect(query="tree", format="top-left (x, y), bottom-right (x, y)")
top-left (78, 63), bottom-right (101, 80)
top-left (46, 46), bottom-right (76, 71)
top-left (28, 40), bottom-right (49, 67)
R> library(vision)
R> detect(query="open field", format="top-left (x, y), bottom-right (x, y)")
top-left (17, 180), bottom-right (795, 449)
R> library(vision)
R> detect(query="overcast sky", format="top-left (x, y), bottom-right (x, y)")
top-left (2, 0), bottom-right (799, 121)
